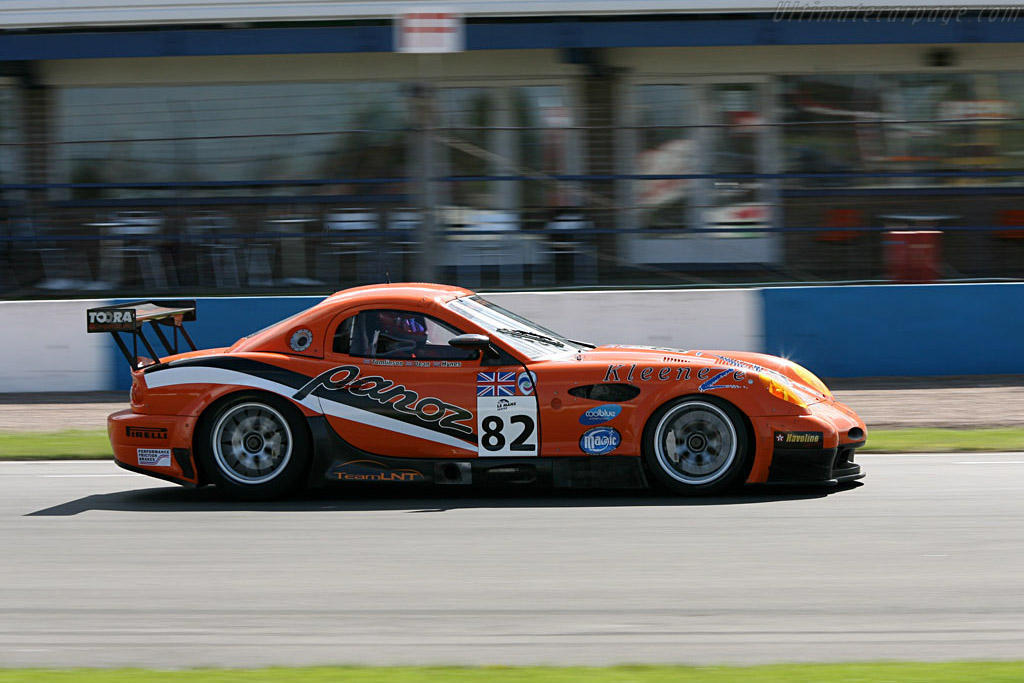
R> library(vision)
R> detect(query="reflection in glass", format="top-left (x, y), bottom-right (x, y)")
top-left (634, 85), bottom-right (695, 230)
top-left (0, 87), bottom-right (21, 185)
top-left (440, 85), bottom-right (570, 220)
top-left (706, 84), bottom-right (769, 233)
top-left (55, 83), bottom-right (408, 197)
top-left (781, 74), bottom-right (884, 186)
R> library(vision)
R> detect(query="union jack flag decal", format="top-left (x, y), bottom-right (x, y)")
top-left (477, 371), bottom-right (516, 396)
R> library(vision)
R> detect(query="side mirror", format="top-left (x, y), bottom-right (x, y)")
top-left (448, 333), bottom-right (491, 350)
top-left (448, 333), bottom-right (498, 359)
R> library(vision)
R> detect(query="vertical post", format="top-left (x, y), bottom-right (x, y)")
top-left (581, 64), bottom-right (618, 284)
top-left (411, 83), bottom-right (439, 283)
top-left (691, 84), bottom-right (712, 238)
top-left (20, 63), bottom-right (51, 237)
top-left (760, 80), bottom-right (783, 266)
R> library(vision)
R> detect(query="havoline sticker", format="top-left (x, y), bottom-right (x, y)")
top-left (773, 431), bottom-right (824, 448)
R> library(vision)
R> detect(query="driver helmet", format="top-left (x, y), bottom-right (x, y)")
top-left (378, 311), bottom-right (427, 339)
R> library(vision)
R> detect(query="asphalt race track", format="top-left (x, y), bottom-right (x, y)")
top-left (2, 454), bottom-right (1023, 668)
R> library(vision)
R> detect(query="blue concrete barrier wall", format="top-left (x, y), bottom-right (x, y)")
top-left (110, 289), bottom-right (763, 389)
top-left (6, 283), bottom-right (1024, 393)
top-left (111, 296), bottom-right (323, 390)
top-left (762, 283), bottom-right (1024, 378)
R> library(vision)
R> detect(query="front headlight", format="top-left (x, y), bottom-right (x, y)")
top-left (760, 373), bottom-right (808, 408)
top-left (788, 362), bottom-right (832, 399)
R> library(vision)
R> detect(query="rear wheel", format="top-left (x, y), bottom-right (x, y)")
top-left (198, 393), bottom-right (311, 500)
top-left (643, 397), bottom-right (751, 495)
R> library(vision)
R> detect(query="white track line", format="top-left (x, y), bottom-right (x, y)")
top-left (41, 473), bottom-right (138, 478)
top-left (954, 461), bottom-right (1024, 465)
top-left (858, 452), bottom-right (1023, 457)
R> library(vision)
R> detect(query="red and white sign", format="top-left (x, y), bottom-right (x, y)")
top-left (938, 99), bottom-right (1017, 122)
top-left (395, 9), bottom-right (464, 53)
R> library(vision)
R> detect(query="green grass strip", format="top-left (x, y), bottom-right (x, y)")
top-left (3, 663), bottom-right (1024, 683)
top-left (3, 427), bottom-right (1024, 460)
top-left (0, 429), bottom-right (112, 459)
top-left (861, 427), bottom-right (1024, 453)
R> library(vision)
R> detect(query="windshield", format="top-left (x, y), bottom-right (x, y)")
top-left (447, 295), bottom-right (593, 360)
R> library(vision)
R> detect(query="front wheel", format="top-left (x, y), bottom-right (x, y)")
top-left (642, 397), bottom-right (751, 495)
top-left (197, 393), bottom-right (311, 500)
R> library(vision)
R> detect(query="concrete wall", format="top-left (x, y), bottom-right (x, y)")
top-left (763, 283), bottom-right (1024, 378)
top-left (108, 296), bottom-right (323, 390)
top-left (0, 299), bottom-right (111, 392)
top-left (487, 289), bottom-right (762, 352)
top-left (3, 283), bottom-right (1021, 393)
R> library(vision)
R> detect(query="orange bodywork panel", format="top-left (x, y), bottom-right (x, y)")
top-left (104, 283), bottom-right (866, 488)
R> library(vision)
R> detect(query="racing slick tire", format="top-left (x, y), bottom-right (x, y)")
top-left (642, 396), bottom-right (752, 496)
top-left (196, 392), bottom-right (311, 500)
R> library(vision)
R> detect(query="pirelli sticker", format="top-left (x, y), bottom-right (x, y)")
top-left (774, 431), bottom-right (823, 448)
top-left (126, 426), bottom-right (168, 440)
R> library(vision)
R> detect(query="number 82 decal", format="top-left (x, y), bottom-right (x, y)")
top-left (477, 396), bottom-right (538, 457)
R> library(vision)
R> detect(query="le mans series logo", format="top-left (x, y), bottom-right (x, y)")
top-left (774, 431), bottom-right (823, 448)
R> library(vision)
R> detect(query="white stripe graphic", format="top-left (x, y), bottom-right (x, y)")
top-left (145, 366), bottom-right (320, 410)
top-left (319, 397), bottom-right (477, 453)
top-left (144, 365), bottom-right (478, 453)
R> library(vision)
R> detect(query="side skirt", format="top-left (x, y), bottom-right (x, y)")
top-left (306, 415), bottom-right (647, 490)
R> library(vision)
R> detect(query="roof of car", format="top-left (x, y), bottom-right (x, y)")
top-left (226, 283), bottom-right (477, 355)
top-left (322, 283), bottom-right (475, 308)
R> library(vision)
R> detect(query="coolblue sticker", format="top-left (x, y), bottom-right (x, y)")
top-left (517, 371), bottom-right (537, 396)
top-left (579, 404), bottom-right (622, 425)
top-left (580, 427), bottom-right (621, 455)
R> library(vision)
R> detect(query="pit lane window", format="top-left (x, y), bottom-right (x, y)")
top-left (332, 310), bottom-right (479, 361)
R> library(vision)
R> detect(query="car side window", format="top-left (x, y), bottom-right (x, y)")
top-left (331, 310), bottom-right (480, 361)
top-left (332, 315), bottom-right (355, 354)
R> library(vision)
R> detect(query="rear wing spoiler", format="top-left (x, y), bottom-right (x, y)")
top-left (87, 300), bottom-right (197, 370)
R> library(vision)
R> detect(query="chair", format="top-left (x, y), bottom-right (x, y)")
top-left (816, 208), bottom-right (863, 242)
top-left (318, 208), bottom-right (380, 285)
top-left (265, 214), bottom-right (318, 286)
top-left (456, 210), bottom-right (523, 288)
top-left (995, 210), bottom-right (1024, 239)
top-left (102, 211), bottom-right (174, 289)
top-left (26, 218), bottom-right (97, 291)
top-left (187, 211), bottom-right (240, 289)
top-left (539, 213), bottom-right (598, 286)
top-left (813, 208), bottom-right (865, 280)
top-left (0, 219), bottom-right (19, 291)
top-left (386, 209), bottom-right (422, 281)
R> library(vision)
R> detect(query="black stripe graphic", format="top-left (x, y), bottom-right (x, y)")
top-left (314, 386), bottom-right (477, 446)
top-left (147, 356), bottom-right (311, 389)
top-left (147, 355), bottom-right (477, 445)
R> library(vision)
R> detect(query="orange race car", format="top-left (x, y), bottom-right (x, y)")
top-left (87, 283), bottom-right (865, 500)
